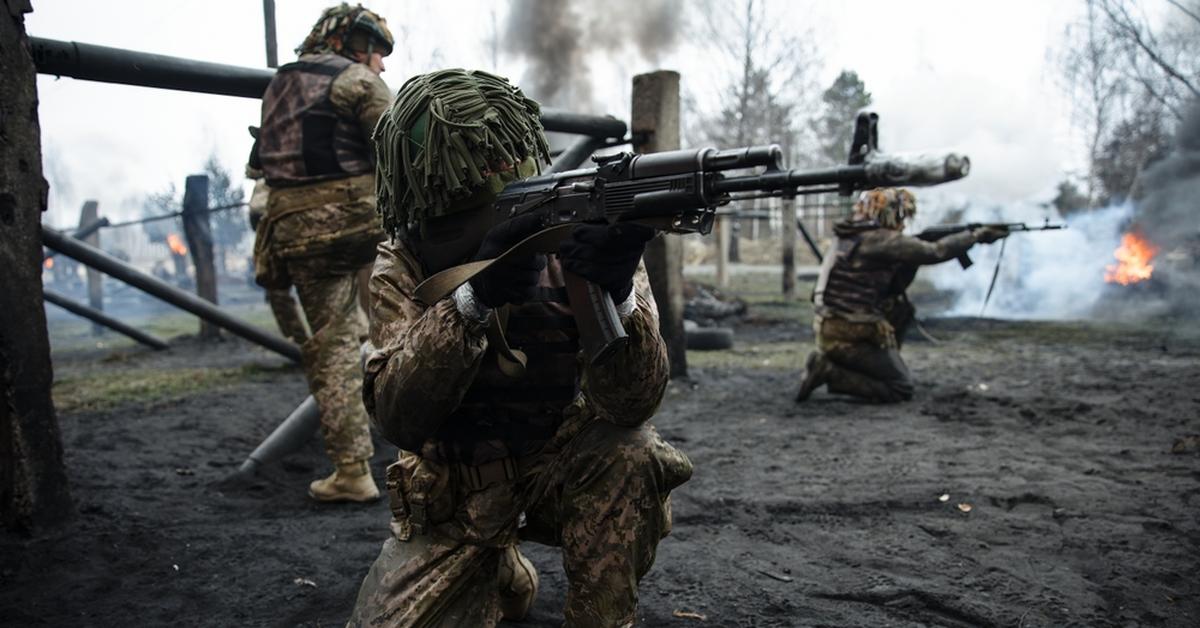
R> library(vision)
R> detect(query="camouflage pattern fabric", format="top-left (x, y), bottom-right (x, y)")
top-left (266, 286), bottom-right (310, 344)
top-left (854, 187), bottom-right (916, 229)
top-left (296, 3), bottom-right (394, 57)
top-left (247, 179), bottom-right (310, 344)
top-left (812, 314), bottom-right (914, 403)
top-left (257, 174), bottom-right (382, 465)
top-left (348, 240), bottom-right (691, 627)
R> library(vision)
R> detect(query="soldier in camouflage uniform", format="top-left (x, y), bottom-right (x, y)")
top-left (246, 132), bottom-right (310, 345)
top-left (347, 70), bottom-right (693, 627)
top-left (252, 3), bottom-right (394, 502)
top-left (795, 188), bottom-right (1008, 403)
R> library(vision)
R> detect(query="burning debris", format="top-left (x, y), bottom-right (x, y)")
top-left (1104, 230), bottom-right (1158, 286)
top-left (166, 233), bottom-right (188, 257)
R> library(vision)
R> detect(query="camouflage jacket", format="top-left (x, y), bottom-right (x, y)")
top-left (815, 220), bottom-right (977, 322)
top-left (363, 239), bottom-right (670, 458)
top-left (325, 57), bottom-right (392, 147)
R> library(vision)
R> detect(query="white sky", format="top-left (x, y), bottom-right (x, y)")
top-left (29, 0), bottom-right (1086, 228)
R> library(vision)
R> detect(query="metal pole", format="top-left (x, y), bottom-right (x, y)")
top-left (262, 0), bottom-right (278, 69)
top-left (41, 226), bottom-right (301, 363)
top-left (44, 217), bottom-right (109, 260)
top-left (228, 395), bottom-right (320, 481)
top-left (30, 37), bottom-right (630, 139)
top-left (43, 289), bottom-right (169, 350)
top-left (545, 135), bottom-right (607, 174)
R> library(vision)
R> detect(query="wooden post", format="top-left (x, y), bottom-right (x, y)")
top-left (632, 70), bottom-right (687, 379)
top-left (182, 175), bottom-right (219, 339)
top-left (716, 215), bottom-right (730, 287)
top-left (78, 200), bottom-right (103, 334)
top-left (781, 194), bottom-right (796, 299)
top-left (1, 2), bottom-right (74, 533)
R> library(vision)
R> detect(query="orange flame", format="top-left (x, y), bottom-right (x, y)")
top-left (1104, 231), bottom-right (1158, 285)
top-left (44, 257), bottom-right (54, 270)
top-left (167, 233), bottom-right (188, 256)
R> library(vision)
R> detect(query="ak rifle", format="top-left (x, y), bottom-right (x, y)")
top-left (916, 220), bottom-right (1066, 268)
top-left (416, 112), bottom-right (971, 367)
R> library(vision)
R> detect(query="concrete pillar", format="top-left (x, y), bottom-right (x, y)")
top-left (631, 70), bottom-right (687, 379)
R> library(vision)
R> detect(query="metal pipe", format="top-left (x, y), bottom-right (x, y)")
top-left (539, 108), bottom-right (627, 138)
top-left (262, 0), bottom-right (279, 69)
top-left (544, 135), bottom-right (608, 174)
top-left (31, 37), bottom-right (275, 99)
top-left (43, 288), bottom-right (169, 350)
top-left (44, 217), bottom-right (109, 260)
top-left (41, 226), bottom-right (302, 363)
top-left (30, 37), bottom-right (628, 138)
top-left (229, 395), bottom-right (320, 480)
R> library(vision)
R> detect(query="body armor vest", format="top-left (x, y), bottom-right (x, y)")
top-left (437, 261), bottom-right (580, 464)
top-left (817, 223), bottom-right (899, 318)
top-left (259, 54), bottom-right (373, 188)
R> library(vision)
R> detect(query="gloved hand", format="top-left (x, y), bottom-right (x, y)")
top-left (468, 213), bottom-right (547, 308)
top-left (975, 226), bottom-right (1009, 244)
top-left (558, 221), bottom-right (656, 303)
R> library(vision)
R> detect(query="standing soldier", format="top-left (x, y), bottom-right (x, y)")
top-left (795, 188), bottom-right (1008, 403)
top-left (246, 128), bottom-right (309, 345)
top-left (348, 69), bottom-right (693, 627)
top-left (252, 3), bottom-right (393, 502)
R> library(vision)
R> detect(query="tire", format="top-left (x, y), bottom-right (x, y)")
top-left (686, 326), bottom-right (734, 351)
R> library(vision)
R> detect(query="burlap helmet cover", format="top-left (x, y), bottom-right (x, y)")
top-left (855, 187), bottom-right (916, 228)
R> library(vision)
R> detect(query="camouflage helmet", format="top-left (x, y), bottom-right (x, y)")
top-left (373, 69), bottom-right (551, 240)
top-left (854, 187), bottom-right (916, 229)
top-left (297, 3), bottom-right (394, 58)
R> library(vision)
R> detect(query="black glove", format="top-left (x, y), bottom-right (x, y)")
top-left (468, 213), bottom-right (547, 308)
top-left (975, 226), bottom-right (1009, 244)
top-left (558, 222), bottom-right (655, 303)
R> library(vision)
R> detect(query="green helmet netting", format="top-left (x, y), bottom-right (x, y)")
top-left (374, 69), bottom-right (551, 240)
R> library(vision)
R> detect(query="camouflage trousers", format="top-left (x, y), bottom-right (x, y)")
top-left (285, 255), bottom-right (374, 465)
top-left (265, 286), bottom-right (310, 345)
top-left (347, 408), bottom-right (693, 628)
top-left (813, 314), bottom-right (914, 403)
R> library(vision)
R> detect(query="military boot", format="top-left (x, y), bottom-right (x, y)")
top-left (497, 544), bottom-right (539, 621)
top-left (308, 460), bottom-right (380, 503)
top-left (795, 351), bottom-right (832, 402)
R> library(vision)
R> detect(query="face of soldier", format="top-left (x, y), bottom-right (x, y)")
top-left (352, 50), bottom-right (386, 75)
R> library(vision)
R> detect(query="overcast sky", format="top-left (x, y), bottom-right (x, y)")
top-left (29, 0), bottom-right (1087, 228)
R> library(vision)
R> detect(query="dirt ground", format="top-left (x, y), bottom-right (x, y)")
top-left (3, 277), bottom-right (1199, 627)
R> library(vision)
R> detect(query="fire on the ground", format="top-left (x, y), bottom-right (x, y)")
top-left (1104, 231), bottom-right (1158, 286)
top-left (167, 233), bottom-right (188, 256)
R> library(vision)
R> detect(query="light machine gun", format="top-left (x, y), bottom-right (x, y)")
top-left (415, 113), bottom-right (972, 368)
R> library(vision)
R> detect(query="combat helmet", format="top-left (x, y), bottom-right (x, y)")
top-left (297, 3), bottom-right (394, 58)
top-left (854, 187), bottom-right (916, 229)
top-left (373, 69), bottom-right (551, 246)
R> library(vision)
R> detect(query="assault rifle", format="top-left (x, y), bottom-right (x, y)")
top-left (916, 220), bottom-right (1066, 268)
top-left (415, 112), bottom-right (971, 367)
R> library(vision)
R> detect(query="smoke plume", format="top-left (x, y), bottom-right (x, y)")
top-left (503, 0), bottom-right (682, 112)
top-left (923, 100), bottom-right (1200, 320)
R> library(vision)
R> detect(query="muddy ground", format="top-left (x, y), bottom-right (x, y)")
top-left (3, 277), bottom-right (1199, 627)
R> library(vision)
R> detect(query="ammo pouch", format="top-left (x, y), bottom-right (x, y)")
top-left (253, 174), bottom-right (384, 289)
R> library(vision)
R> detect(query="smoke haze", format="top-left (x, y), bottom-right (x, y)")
top-left (503, 0), bottom-right (682, 111)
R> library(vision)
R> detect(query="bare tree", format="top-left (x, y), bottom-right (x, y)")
top-left (1058, 0), bottom-right (1200, 204)
top-left (692, 0), bottom-right (821, 258)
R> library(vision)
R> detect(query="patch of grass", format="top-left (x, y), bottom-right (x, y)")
top-left (47, 301), bottom-right (280, 354)
top-left (687, 340), bottom-right (806, 371)
top-left (52, 364), bottom-right (277, 414)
